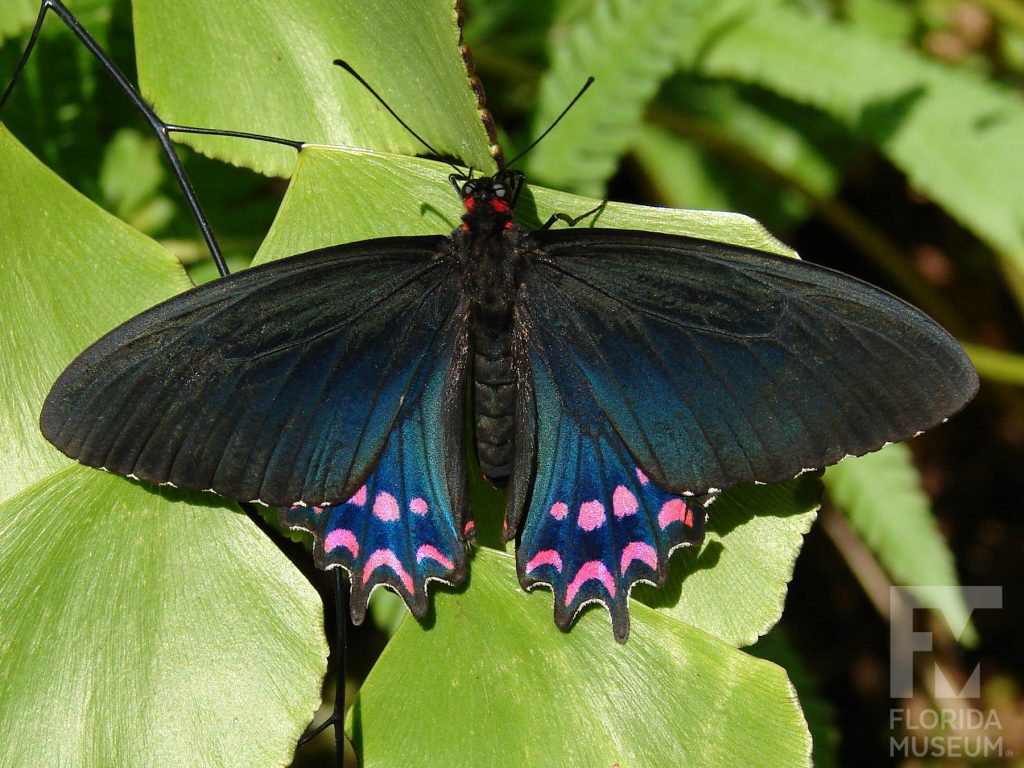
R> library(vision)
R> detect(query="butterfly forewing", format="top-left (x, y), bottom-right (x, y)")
top-left (40, 236), bottom-right (462, 508)
top-left (519, 228), bottom-right (977, 495)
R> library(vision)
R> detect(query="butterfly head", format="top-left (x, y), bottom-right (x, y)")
top-left (451, 169), bottom-right (525, 233)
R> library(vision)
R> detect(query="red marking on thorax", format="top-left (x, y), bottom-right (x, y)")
top-left (463, 196), bottom-right (476, 212)
top-left (490, 198), bottom-right (510, 213)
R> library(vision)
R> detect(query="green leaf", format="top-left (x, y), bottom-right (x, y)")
top-left (0, 124), bottom-right (188, 503)
top-left (0, 0), bottom-right (37, 44)
top-left (845, 0), bottom-right (916, 40)
top-left (633, 78), bottom-right (848, 233)
top-left (751, 628), bottom-right (840, 768)
top-left (351, 547), bottom-right (812, 768)
top-left (526, 0), bottom-right (700, 195)
top-left (824, 443), bottom-right (975, 646)
top-left (0, 468), bottom-right (326, 768)
top-left (0, 126), bottom-right (327, 767)
top-left (98, 127), bottom-right (172, 230)
top-left (636, 478), bottom-right (820, 648)
top-left (131, 0), bottom-right (495, 176)
top-left (681, 1), bottom-right (1024, 272)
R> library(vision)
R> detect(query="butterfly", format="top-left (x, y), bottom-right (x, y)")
top-left (39, 166), bottom-right (978, 642)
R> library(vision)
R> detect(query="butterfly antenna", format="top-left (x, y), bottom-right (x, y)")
top-left (504, 76), bottom-right (595, 169)
top-left (333, 59), bottom-right (462, 175)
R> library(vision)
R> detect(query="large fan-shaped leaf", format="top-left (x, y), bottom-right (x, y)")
top-left (0, 468), bottom-right (325, 768)
top-left (636, 478), bottom-right (820, 647)
top-left (255, 144), bottom-right (795, 265)
top-left (351, 547), bottom-right (813, 768)
top-left (0, 126), bottom-right (327, 768)
top-left (0, 124), bottom-right (188, 502)
top-left (132, 0), bottom-right (495, 176)
top-left (752, 628), bottom-right (840, 768)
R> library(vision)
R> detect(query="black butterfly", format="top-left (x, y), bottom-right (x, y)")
top-left (39, 165), bottom-right (977, 642)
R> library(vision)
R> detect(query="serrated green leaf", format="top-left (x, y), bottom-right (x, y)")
top-left (681, 1), bottom-right (1024, 272)
top-left (132, 0), bottom-right (495, 176)
top-left (0, 125), bottom-right (327, 768)
top-left (824, 443), bottom-right (975, 645)
top-left (636, 478), bottom-right (820, 648)
top-left (525, 0), bottom-right (700, 195)
top-left (351, 547), bottom-right (812, 768)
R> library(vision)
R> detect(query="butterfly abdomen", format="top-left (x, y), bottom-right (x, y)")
top-left (472, 318), bottom-right (516, 483)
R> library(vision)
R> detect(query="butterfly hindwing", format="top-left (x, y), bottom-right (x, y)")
top-left (515, 353), bottom-right (707, 642)
top-left (282, 314), bottom-right (470, 622)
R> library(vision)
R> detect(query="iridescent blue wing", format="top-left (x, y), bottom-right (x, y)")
top-left (513, 355), bottom-right (709, 642)
top-left (40, 236), bottom-right (472, 620)
top-left (281, 306), bottom-right (470, 621)
top-left (512, 228), bottom-right (977, 641)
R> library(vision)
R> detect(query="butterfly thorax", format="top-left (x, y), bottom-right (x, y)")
top-left (454, 175), bottom-right (525, 484)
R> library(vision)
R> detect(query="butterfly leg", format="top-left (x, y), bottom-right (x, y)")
top-left (0, 0), bottom-right (304, 279)
top-left (539, 200), bottom-right (607, 230)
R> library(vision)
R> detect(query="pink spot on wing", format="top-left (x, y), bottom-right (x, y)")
top-left (635, 467), bottom-right (649, 486)
top-left (409, 497), bottom-right (428, 515)
top-left (612, 485), bottom-right (638, 518)
top-left (416, 545), bottom-right (454, 569)
top-left (658, 498), bottom-right (690, 530)
top-left (311, 506), bottom-right (323, 515)
top-left (348, 485), bottom-right (367, 506)
top-left (526, 549), bottom-right (563, 574)
top-left (565, 561), bottom-right (616, 605)
top-left (578, 500), bottom-right (606, 531)
top-left (363, 548), bottom-right (414, 593)
top-left (549, 501), bottom-right (568, 520)
top-left (324, 528), bottom-right (359, 557)
top-left (373, 491), bottom-right (400, 522)
top-left (620, 542), bottom-right (658, 575)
